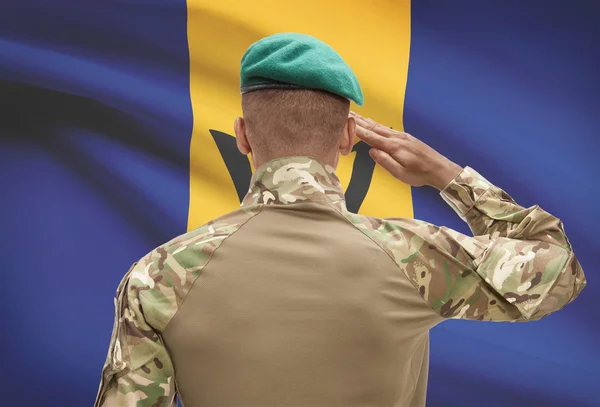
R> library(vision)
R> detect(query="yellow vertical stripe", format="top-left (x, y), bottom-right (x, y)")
top-left (187, 0), bottom-right (412, 230)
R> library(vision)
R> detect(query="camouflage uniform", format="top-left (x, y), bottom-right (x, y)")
top-left (95, 156), bottom-right (586, 407)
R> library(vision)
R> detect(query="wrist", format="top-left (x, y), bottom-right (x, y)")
top-left (430, 161), bottom-right (463, 191)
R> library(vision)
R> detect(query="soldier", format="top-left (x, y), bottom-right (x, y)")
top-left (95, 33), bottom-right (586, 407)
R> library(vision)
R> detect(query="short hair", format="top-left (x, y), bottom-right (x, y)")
top-left (241, 89), bottom-right (350, 158)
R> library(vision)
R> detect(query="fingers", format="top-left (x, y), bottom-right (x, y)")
top-left (350, 111), bottom-right (369, 123)
top-left (355, 124), bottom-right (398, 152)
top-left (350, 111), bottom-right (374, 129)
top-left (350, 111), bottom-right (410, 140)
top-left (351, 112), bottom-right (390, 137)
top-left (352, 113), bottom-right (376, 129)
top-left (369, 148), bottom-right (405, 179)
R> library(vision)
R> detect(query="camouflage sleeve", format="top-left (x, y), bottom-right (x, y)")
top-left (94, 261), bottom-right (177, 407)
top-left (385, 167), bottom-right (586, 322)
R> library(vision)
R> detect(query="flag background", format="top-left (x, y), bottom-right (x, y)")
top-left (0, 1), bottom-right (598, 406)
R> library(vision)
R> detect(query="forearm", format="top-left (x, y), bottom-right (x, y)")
top-left (440, 166), bottom-right (571, 248)
top-left (438, 166), bottom-right (586, 319)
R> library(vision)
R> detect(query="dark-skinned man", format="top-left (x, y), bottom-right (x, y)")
top-left (95, 33), bottom-right (586, 407)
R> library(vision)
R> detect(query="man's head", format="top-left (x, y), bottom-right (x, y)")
top-left (235, 89), bottom-right (355, 168)
top-left (235, 33), bottom-right (363, 169)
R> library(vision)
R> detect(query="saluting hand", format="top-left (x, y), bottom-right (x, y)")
top-left (350, 112), bottom-right (463, 191)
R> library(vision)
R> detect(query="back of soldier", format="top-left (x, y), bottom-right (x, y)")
top-left (163, 196), bottom-right (437, 407)
top-left (94, 33), bottom-right (585, 407)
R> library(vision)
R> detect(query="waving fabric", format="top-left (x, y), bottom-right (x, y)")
top-left (0, 1), bottom-right (597, 406)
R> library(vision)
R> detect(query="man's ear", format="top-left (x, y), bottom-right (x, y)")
top-left (235, 117), bottom-right (251, 155)
top-left (339, 116), bottom-right (356, 156)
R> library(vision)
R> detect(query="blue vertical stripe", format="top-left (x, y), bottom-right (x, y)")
top-left (0, 1), bottom-right (192, 405)
top-left (406, 1), bottom-right (599, 406)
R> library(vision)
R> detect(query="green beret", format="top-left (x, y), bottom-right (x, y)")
top-left (240, 33), bottom-right (364, 106)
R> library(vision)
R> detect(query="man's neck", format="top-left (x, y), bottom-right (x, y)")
top-left (252, 151), bottom-right (339, 171)
top-left (241, 156), bottom-right (347, 210)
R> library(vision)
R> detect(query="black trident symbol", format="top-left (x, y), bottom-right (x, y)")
top-left (209, 130), bottom-right (376, 212)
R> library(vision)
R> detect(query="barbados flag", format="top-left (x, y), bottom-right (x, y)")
top-left (0, 1), bottom-right (597, 406)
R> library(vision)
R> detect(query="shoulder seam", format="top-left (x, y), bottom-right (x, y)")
top-left (327, 204), bottom-right (443, 318)
top-left (143, 205), bottom-right (265, 333)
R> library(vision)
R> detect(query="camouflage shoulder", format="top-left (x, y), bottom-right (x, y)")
top-left (340, 211), bottom-right (510, 319)
top-left (343, 211), bottom-right (481, 257)
top-left (128, 205), bottom-right (263, 330)
top-left (341, 212), bottom-right (461, 276)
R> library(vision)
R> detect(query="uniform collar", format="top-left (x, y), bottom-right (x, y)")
top-left (241, 156), bottom-right (346, 210)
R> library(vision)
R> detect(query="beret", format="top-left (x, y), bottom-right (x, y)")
top-left (240, 33), bottom-right (364, 106)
